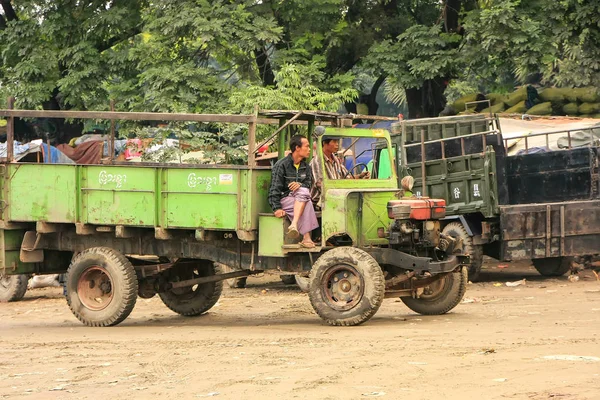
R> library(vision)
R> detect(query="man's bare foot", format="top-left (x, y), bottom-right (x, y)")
top-left (299, 240), bottom-right (315, 248)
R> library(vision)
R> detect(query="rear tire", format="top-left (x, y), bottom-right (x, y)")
top-left (442, 222), bottom-right (483, 281)
top-left (66, 247), bottom-right (138, 327)
top-left (401, 267), bottom-right (468, 315)
top-left (0, 274), bottom-right (29, 302)
top-left (159, 261), bottom-right (223, 316)
top-left (281, 275), bottom-right (296, 285)
top-left (308, 247), bottom-right (385, 326)
top-left (220, 264), bottom-right (247, 289)
top-left (295, 275), bottom-right (310, 293)
top-left (532, 257), bottom-right (573, 277)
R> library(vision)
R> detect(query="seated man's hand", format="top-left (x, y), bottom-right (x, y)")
top-left (288, 181), bottom-right (301, 192)
top-left (274, 209), bottom-right (286, 218)
top-left (356, 171), bottom-right (370, 179)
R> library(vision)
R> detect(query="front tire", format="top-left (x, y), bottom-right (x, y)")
top-left (66, 247), bottom-right (138, 327)
top-left (159, 261), bottom-right (223, 316)
top-left (532, 257), bottom-right (573, 277)
top-left (308, 247), bottom-right (385, 326)
top-left (0, 274), bottom-right (29, 302)
top-left (442, 222), bottom-right (483, 281)
top-left (401, 267), bottom-right (468, 315)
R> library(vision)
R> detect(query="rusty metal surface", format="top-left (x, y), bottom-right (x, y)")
top-left (169, 270), bottom-right (260, 289)
top-left (500, 199), bottom-right (600, 260)
top-left (365, 248), bottom-right (464, 274)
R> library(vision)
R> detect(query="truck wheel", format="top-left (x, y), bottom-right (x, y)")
top-left (295, 275), bottom-right (310, 293)
top-left (281, 275), bottom-right (296, 285)
top-left (308, 247), bottom-right (385, 326)
top-left (442, 222), bottom-right (483, 281)
top-left (219, 264), bottom-right (247, 289)
top-left (401, 267), bottom-right (468, 315)
top-left (227, 277), bottom-right (247, 289)
top-left (532, 257), bottom-right (573, 277)
top-left (66, 247), bottom-right (138, 327)
top-left (0, 274), bottom-right (29, 302)
top-left (159, 261), bottom-right (223, 316)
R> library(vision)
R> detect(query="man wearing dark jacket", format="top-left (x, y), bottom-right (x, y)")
top-left (268, 135), bottom-right (318, 248)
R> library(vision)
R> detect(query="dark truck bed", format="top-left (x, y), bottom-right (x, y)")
top-left (386, 115), bottom-right (600, 263)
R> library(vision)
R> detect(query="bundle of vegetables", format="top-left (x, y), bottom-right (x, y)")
top-left (527, 102), bottom-right (553, 115)
top-left (578, 103), bottom-right (600, 115)
top-left (480, 103), bottom-right (505, 114)
top-left (505, 100), bottom-right (528, 114)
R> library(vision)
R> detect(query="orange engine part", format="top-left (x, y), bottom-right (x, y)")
top-left (387, 198), bottom-right (446, 220)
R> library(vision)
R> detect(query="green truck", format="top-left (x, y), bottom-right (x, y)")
top-left (0, 108), bottom-right (469, 326)
top-left (386, 114), bottom-right (600, 280)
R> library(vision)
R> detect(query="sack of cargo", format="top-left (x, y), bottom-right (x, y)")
top-left (452, 93), bottom-right (479, 112)
top-left (486, 93), bottom-right (508, 106)
top-left (505, 100), bottom-right (529, 114)
top-left (578, 87), bottom-right (600, 103)
top-left (504, 87), bottom-right (527, 107)
top-left (538, 88), bottom-right (565, 103)
top-left (578, 103), bottom-right (600, 114)
top-left (562, 103), bottom-right (579, 115)
top-left (564, 87), bottom-right (599, 103)
top-left (563, 87), bottom-right (599, 103)
top-left (527, 102), bottom-right (552, 115)
top-left (481, 102), bottom-right (505, 114)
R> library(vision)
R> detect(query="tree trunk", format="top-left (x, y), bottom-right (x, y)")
top-left (405, 78), bottom-right (448, 119)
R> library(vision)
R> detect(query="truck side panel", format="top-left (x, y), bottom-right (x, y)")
top-left (500, 200), bottom-right (600, 260)
top-left (408, 150), bottom-right (499, 217)
top-left (7, 164), bottom-right (77, 223)
top-left (2, 164), bottom-right (271, 232)
top-left (83, 166), bottom-right (156, 226)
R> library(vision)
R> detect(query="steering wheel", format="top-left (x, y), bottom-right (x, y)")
top-left (344, 163), bottom-right (369, 179)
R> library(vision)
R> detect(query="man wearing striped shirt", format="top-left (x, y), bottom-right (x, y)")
top-left (310, 137), bottom-right (369, 208)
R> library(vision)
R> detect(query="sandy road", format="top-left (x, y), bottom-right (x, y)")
top-left (1, 262), bottom-right (600, 400)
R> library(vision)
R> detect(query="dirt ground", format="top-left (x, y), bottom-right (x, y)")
top-left (1, 260), bottom-right (600, 400)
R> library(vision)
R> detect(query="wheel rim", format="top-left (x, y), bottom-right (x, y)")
top-left (77, 266), bottom-right (114, 311)
top-left (419, 276), bottom-right (448, 300)
top-left (322, 264), bottom-right (364, 311)
top-left (170, 268), bottom-right (205, 298)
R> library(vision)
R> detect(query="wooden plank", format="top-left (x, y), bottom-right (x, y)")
top-left (247, 105), bottom-right (258, 167)
top-left (0, 109), bottom-right (254, 124)
top-left (6, 97), bottom-right (14, 162)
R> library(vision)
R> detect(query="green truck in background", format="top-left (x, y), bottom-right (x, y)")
top-left (0, 108), bottom-right (470, 326)
top-left (384, 114), bottom-right (600, 280)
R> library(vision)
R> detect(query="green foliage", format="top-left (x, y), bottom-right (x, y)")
top-left (367, 24), bottom-right (462, 90)
top-left (229, 64), bottom-right (357, 113)
top-left (462, 0), bottom-right (600, 88)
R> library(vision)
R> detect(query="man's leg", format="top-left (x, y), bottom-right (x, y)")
top-left (290, 201), bottom-right (307, 228)
top-left (288, 188), bottom-right (319, 243)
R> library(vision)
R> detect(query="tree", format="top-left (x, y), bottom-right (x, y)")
top-left (461, 0), bottom-right (600, 88)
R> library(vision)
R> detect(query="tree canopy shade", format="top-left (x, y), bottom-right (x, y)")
top-left (1, 0), bottom-right (599, 121)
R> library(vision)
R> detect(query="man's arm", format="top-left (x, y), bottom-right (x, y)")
top-left (301, 162), bottom-right (313, 189)
top-left (268, 161), bottom-right (285, 211)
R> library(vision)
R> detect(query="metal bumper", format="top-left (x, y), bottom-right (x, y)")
top-left (364, 248), bottom-right (469, 274)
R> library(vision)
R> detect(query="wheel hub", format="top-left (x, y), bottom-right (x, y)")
top-left (323, 265), bottom-right (364, 311)
top-left (418, 276), bottom-right (447, 300)
top-left (77, 266), bottom-right (114, 311)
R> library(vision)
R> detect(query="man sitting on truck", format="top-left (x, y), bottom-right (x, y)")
top-left (268, 135), bottom-right (319, 248)
top-left (310, 136), bottom-right (369, 207)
